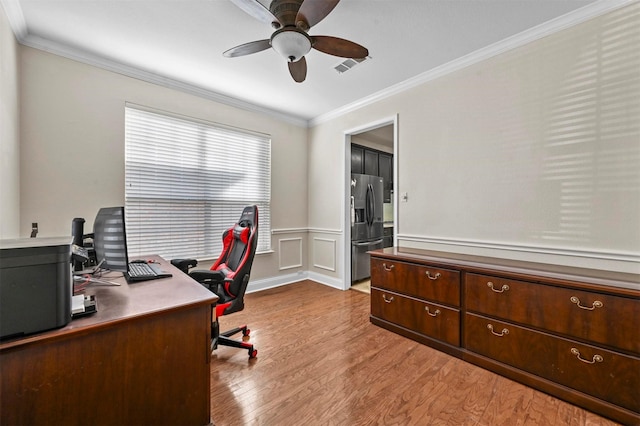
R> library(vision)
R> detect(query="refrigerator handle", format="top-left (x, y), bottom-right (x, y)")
top-left (350, 196), bottom-right (355, 227)
top-left (353, 239), bottom-right (384, 247)
top-left (369, 184), bottom-right (376, 226)
top-left (364, 184), bottom-right (369, 226)
top-left (366, 184), bottom-right (373, 227)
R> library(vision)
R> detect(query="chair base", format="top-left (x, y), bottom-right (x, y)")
top-left (212, 323), bottom-right (257, 359)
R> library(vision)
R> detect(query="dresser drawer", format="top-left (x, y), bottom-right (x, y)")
top-left (464, 313), bottom-right (640, 413)
top-left (465, 273), bottom-right (640, 354)
top-left (371, 288), bottom-right (460, 347)
top-left (371, 258), bottom-right (460, 306)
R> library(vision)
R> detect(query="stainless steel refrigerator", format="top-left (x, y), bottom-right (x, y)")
top-left (351, 173), bottom-right (384, 283)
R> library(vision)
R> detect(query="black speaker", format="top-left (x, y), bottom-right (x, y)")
top-left (71, 218), bottom-right (85, 271)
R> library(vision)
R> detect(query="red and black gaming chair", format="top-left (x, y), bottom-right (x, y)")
top-left (172, 205), bottom-right (258, 358)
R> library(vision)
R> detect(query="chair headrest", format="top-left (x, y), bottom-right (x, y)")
top-left (238, 205), bottom-right (257, 228)
top-left (232, 224), bottom-right (250, 244)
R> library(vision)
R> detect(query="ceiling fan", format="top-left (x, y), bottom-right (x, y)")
top-left (223, 0), bottom-right (369, 83)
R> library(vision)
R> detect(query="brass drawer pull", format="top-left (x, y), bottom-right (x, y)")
top-left (487, 324), bottom-right (509, 337)
top-left (425, 271), bottom-right (441, 280)
top-left (383, 263), bottom-right (395, 272)
top-left (571, 348), bottom-right (603, 364)
top-left (424, 306), bottom-right (441, 317)
top-left (570, 296), bottom-right (603, 311)
top-left (487, 282), bottom-right (509, 293)
top-left (382, 294), bottom-right (394, 303)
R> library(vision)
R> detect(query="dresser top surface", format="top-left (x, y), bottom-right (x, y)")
top-left (371, 247), bottom-right (640, 294)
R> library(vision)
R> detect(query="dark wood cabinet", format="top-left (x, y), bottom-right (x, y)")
top-left (351, 145), bottom-right (364, 175)
top-left (351, 144), bottom-right (393, 202)
top-left (364, 149), bottom-right (379, 175)
top-left (369, 247), bottom-right (640, 425)
top-left (378, 153), bottom-right (393, 202)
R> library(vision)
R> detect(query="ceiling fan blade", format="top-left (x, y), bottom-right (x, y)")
top-left (223, 39), bottom-right (272, 58)
top-left (288, 57), bottom-right (307, 83)
top-left (296, 0), bottom-right (340, 29)
top-left (311, 36), bottom-right (368, 59)
top-left (229, 0), bottom-right (281, 27)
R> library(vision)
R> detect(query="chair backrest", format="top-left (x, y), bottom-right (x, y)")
top-left (211, 205), bottom-right (258, 314)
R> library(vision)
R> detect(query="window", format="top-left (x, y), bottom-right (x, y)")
top-left (124, 105), bottom-right (271, 260)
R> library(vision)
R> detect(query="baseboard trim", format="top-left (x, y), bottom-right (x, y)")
top-left (246, 270), bottom-right (345, 293)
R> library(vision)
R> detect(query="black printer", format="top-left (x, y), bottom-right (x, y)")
top-left (0, 237), bottom-right (72, 340)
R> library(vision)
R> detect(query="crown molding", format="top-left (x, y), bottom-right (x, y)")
top-left (4, 0), bottom-right (634, 129)
top-left (0, 0), bottom-right (26, 39)
top-left (308, 0), bottom-right (636, 127)
top-left (22, 34), bottom-right (309, 127)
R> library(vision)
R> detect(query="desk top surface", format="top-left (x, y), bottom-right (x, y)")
top-left (0, 255), bottom-right (217, 350)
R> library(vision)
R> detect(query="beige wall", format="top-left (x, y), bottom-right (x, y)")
top-left (7, 3), bottom-right (639, 292)
top-left (0, 3), bottom-right (20, 239)
top-left (18, 46), bottom-right (309, 285)
top-left (308, 3), bottom-right (640, 278)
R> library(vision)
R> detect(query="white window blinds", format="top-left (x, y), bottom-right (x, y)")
top-left (124, 105), bottom-right (271, 260)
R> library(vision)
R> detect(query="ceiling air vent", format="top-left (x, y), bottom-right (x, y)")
top-left (334, 56), bottom-right (370, 74)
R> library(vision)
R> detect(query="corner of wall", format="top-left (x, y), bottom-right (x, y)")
top-left (0, 3), bottom-right (21, 239)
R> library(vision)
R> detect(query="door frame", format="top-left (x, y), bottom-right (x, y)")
top-left (342, 114), bottom-right (398, 290)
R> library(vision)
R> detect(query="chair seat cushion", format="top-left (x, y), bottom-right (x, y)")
top-left (215, 301), bottom-right (232, 317)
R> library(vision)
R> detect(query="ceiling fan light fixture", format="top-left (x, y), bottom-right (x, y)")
top-left (271, 29), bottom-right (312, 62)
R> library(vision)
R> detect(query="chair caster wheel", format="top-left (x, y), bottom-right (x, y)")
top-left (243, 328), bottom-right (251, 336)
top-left (249, 349), bottom-right (257, 359)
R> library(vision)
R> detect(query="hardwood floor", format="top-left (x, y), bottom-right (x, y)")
top-left (210, 280), bottom-right (619, 425)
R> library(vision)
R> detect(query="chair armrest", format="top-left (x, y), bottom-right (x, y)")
top-left (171, 258), bottom-right (198, 273)
top-left (188, 269), bottom-right (226, 285)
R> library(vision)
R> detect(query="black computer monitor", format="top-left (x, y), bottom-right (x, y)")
top-left (92, 207), bottom-right (129, 273)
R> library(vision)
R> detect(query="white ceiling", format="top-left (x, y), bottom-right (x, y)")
top-left (4, 0), bottom-right (606, 125)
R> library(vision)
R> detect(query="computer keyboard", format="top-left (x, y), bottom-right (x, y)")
top-left (125, 260), bottom-right (173, 283)
top-left (128, 261), bottom-right (157, 278)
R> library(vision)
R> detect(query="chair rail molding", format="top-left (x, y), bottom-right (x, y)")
top-left (308, 227), bottom-right (343, 235)
top-left (271, 227), bottom-right (343, 235)
top-left (271, 227), bottom-right (308, 234)
top-left (398, 234), bottom-right (640, 276)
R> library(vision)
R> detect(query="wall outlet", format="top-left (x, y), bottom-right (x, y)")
top-left (401, 192), bottom-right (408, 202)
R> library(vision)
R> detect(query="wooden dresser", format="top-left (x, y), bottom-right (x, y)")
top-left (369, 247), bottom-right (640, 425)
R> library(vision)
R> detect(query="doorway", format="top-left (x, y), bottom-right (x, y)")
top-left (343, 116), bottom-right (397, 291)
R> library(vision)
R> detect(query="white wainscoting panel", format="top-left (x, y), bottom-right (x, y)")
top-left (278, 237), bottom-right (303, 270)
top-left (313, 237), bottom-right (336, 272)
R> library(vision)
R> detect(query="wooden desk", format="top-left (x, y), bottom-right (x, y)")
top-left (1, 256), bottom-right (218, 426)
